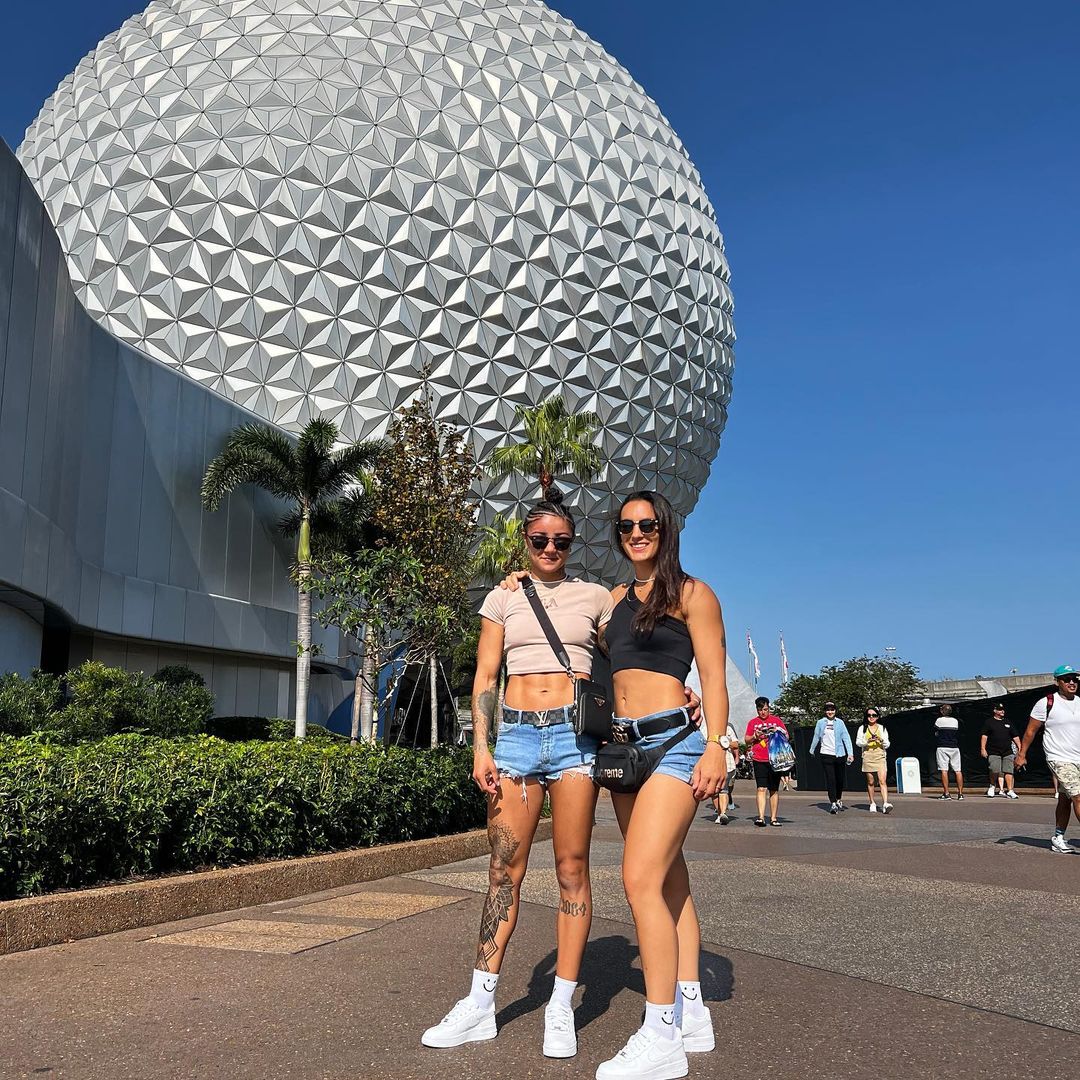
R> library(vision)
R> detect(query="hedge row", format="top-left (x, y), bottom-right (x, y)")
top-left (0, 663), bottom-right (214, 740)
top-left (0, 735), bottom-right (486, 900)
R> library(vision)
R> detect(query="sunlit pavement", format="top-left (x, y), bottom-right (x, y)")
top-left (2, 790), bottom-right (1077, 1079)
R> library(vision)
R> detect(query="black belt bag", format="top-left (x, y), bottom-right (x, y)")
top-left (522, 577), bottom-right (613, 740)
top-left (593, 719), bottom-right (694, 794)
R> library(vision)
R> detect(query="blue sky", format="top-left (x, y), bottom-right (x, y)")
top-left (2, 1), bottom-right (1077, 692)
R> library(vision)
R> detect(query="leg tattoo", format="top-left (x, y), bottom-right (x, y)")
top-left (558, 898), bottom-right (588, 917)
top-left (476, 822), bottom-right (520, 971)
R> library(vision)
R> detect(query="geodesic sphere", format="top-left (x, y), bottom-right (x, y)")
top-left (19, 0), bottom-right (734, 583)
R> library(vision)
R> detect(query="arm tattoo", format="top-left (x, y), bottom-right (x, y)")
top-left (476, 822), bottom-right (520, 971)
top-left (720, 634), bottom-right (726, 650)
top-left (558, 898), bottom-right (588, 917)
top-left (472, 678), bottom-right (498, 747)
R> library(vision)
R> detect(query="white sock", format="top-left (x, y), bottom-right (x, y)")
top-left (549, 975), bottom-right (576, 1009)
top-left (643, 1001), bottom-right (677, 1039)
top-left (468, 968), bottom-right (499, 1010)
top-left (678, 980), bottom-right (707, 1020)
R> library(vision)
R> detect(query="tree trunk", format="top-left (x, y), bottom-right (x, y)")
top-left (359, 625), bottom-right (376, 742)
top-left (295, 565), bottom-right (311, 740)
top-left (429, 652), bottom-right (439, 749)
top-left (350, 667), bottom-right (363, 746)
top-left (294, 507), bottom-right (312, 740)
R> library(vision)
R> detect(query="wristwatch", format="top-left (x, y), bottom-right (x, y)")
top-left (712, 734), bottom-right (732, 749)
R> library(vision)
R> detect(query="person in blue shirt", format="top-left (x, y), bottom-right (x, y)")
top-left (809, 702), bottom-right (854, 813)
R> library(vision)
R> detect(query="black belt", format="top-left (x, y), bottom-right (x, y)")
top-left (610, 709), bottom-right (689, 743)
top-left (502, 704), bottom-right (575, 728)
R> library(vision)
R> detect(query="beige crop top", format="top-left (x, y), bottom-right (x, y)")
top-left (479, 578), bottom-right (614, 676)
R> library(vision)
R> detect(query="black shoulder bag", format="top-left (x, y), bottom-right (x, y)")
top-left (521, 576), bottom-right (613, 740)
top-left (593, 723), bottom-right (695, 794)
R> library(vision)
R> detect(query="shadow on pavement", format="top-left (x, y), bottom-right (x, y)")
top-left (994, 835), bottom-right (1051, 849)
top-left (495, 936), bottom-right (734, 1032)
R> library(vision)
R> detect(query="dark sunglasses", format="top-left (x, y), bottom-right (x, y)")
top-left (993, 705), bottom-right (1005, 710)
top-left (526, 534), bottom-right (572, 552)
top-left (1059, 675), bottom-right (1079, 683)
top-left (617, 518), bottom-right (659, 535)
top-left (867, 712), bottom-right (879, 717)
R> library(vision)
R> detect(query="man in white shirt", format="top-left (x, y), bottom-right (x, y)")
top-left (1017, 665), bottom-right (1080, 854)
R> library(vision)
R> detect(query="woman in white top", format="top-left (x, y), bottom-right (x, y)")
top-left (856, 707), bottom-right (893, 813)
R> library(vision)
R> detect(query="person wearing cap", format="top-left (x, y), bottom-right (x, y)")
top-left (934, 703), bottom-right (965, 800)
top-left (1016, 665), bottom-right (1080, 854)
top-left (980, 703), bottom-right (1020, 799)
top-left (809, 703), bottom-right (854, 813)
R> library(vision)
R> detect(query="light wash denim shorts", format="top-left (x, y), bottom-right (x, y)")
top-left (614, 707), bottom-right (706, 786)
top-left (493, 705), bottom-right (599, 784)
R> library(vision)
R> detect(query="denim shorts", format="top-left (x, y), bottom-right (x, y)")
top-left (616, 707), bottom-right (706, 786)
top-left (493, 706), bottom-right (600, 784)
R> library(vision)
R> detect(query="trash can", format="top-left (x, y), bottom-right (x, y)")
top-left (896, 756), bottom-right (922, 795)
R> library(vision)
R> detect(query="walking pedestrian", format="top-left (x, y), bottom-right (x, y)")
top-left (745, 697), bottom-right (788, 826)
top-left (981, 703), bottom-right (1020, 799)
top-left (711, 723), bottom-right (740, 824)
top-left (1016, 665), bottom-right (1080, 854)
top-left (934, 704), bottom-right (965, 800)
top-left (856, 708), bottom-right (893, 813)
top-left (809, 702), bottom-right (854, 813)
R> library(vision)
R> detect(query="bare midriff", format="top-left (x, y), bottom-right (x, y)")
top-left (504, 671), bottom-right (591, 711)
top-left (613, 669), bottom-right (687, 719)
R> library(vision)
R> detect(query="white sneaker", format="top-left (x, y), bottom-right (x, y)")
top-left (1006, 790), bottom-right (1019, 800)
top-left (986, 786), bottom-right (996, 797)
top-left (421, 997), bottom-right (497, 1048)
top-left (679, 1008), bottom-right (715, 1053)
top-left (869, 802), bottom-right (877, 813)
top-left (596, 1027), bottom-right (688, 1079)
top-left (543, 1001), bottom-right (577, 1058)
top-left (1050, 834), bottom-right (1075, 855)
top-left (882, 803), bottom-right (894, 814)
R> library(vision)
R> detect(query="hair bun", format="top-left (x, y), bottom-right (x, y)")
top-left (544, 484), bottom-right (565, 506)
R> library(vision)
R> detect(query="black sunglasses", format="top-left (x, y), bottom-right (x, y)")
top-left (867, 712), bottom-right (879, 717)
top-left (526, 534), bottom-right (572, 552)
top-left (617, 518), bottom-right (659, 535)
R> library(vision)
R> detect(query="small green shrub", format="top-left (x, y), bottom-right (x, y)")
top-left (0, 670), bottom-right (63, 736)
top-left (45, 661), bottom-right (152, 741)
top-left (144, 681), bottom-right (215, 737)
top-left (152, 664), bottom-right (206, 689)
top-left (0, 735), bottom-right (486, 899)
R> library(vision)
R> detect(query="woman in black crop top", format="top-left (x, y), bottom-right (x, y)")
top-left (594, 490), bottom-right (729, 1079)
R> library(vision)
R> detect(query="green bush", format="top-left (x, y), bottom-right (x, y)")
top-left (46, 661), bottom-right (152, 740)
top-left (143, 681), bottom-right (215, 737)
top-left (0, 670), bottom-right (63, 736)
top-left (151, 664), bottom-right (206, 689)
top-left (0, 735), bottom-right (486, 899)
top-left (0, 662), bottom-right (219, 741)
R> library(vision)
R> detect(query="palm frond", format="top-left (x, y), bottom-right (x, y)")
top-left (201, 425), bottom-right (298, 509)
top-left (487, 443), bottom-right (537, 479)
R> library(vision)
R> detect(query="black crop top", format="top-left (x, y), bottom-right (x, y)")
top-left (606, 584), bottom-right (694, 681)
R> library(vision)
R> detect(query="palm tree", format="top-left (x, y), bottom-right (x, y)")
top-left (472, 513), bottom-right (526, 585)
top-left (487, 394), bottom-right (602, 499)
top-left (201, 418), bottom-right (384, 739)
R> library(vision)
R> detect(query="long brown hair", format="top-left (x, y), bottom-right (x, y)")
top-left (613, 490), bottom-right (690, 635)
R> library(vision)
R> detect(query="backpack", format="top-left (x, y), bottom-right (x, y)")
top-left (1045, 693), bottom-right (1055, 719)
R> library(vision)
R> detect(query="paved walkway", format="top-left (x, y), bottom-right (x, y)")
top-left (2, 791), bottom-right (1079, 1079)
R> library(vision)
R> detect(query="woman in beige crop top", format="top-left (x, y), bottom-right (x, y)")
top-left (422, 494), bottom-right (611, 1059)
